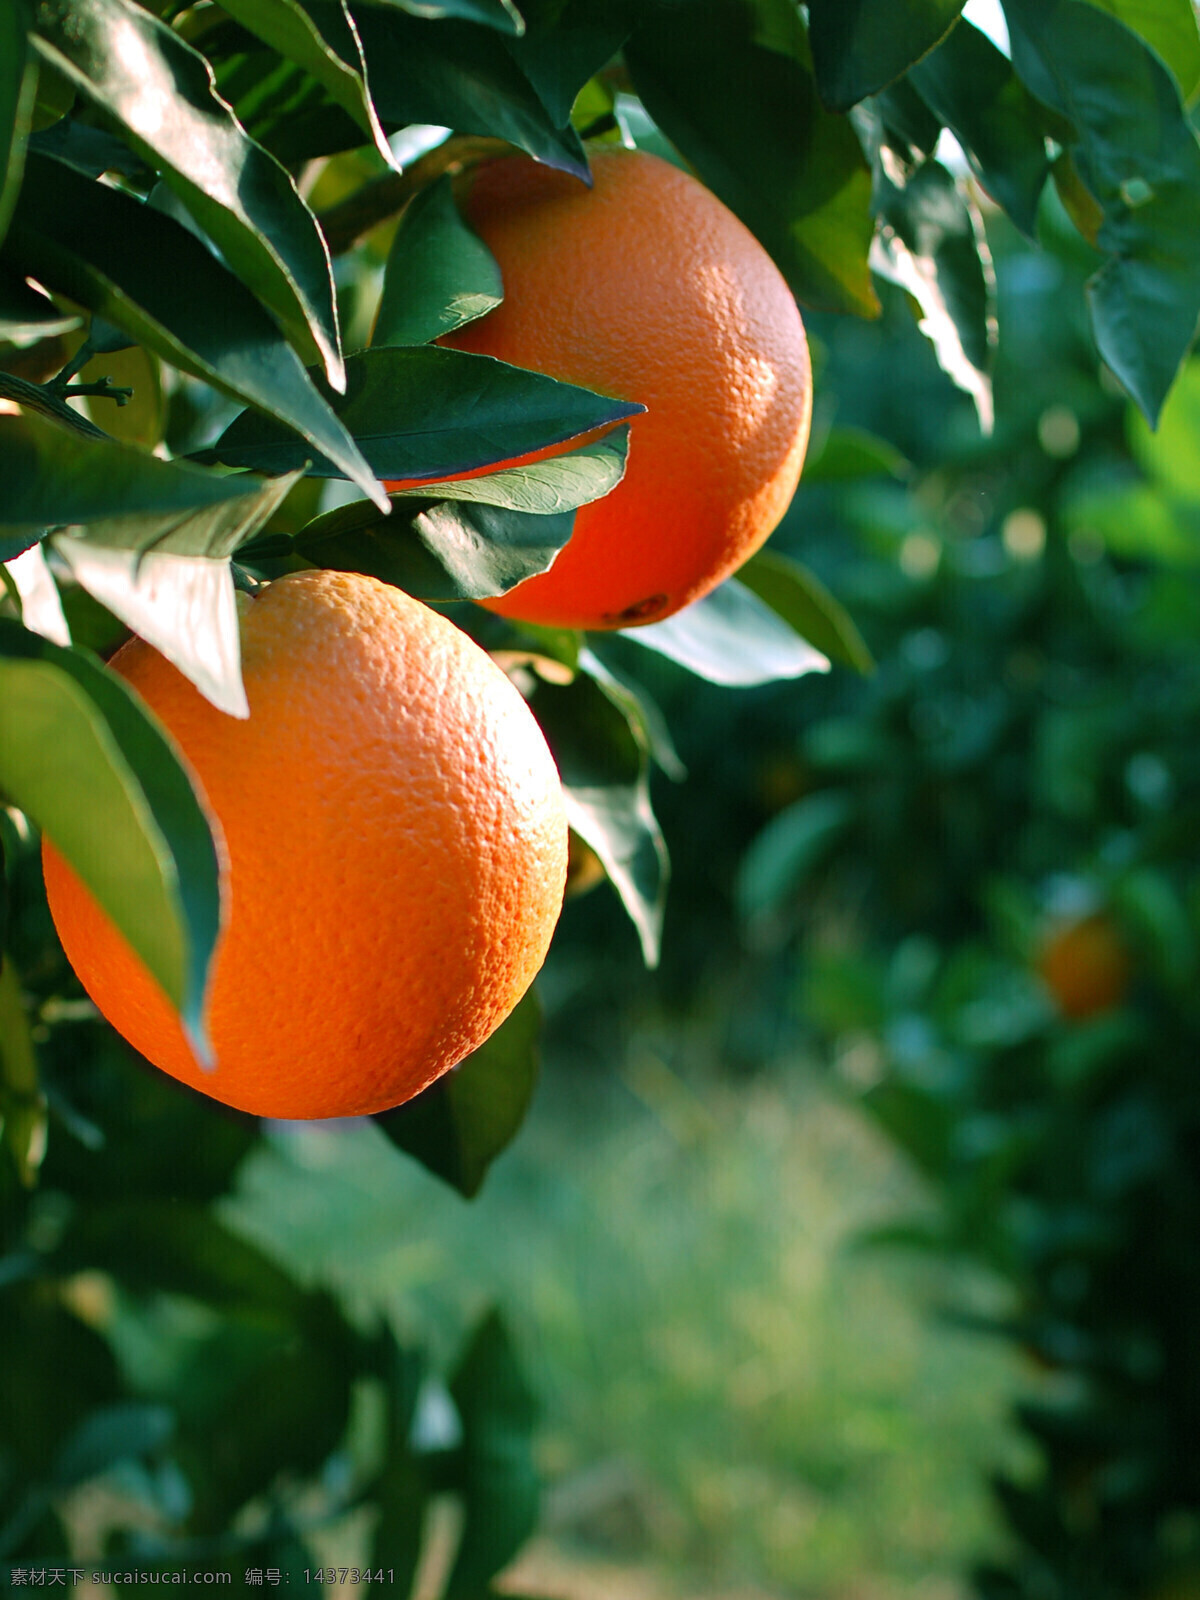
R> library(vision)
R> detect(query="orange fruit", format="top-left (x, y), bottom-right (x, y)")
top-left (434, 147), bottom-right (812, 630)
top-left (42, 570), bottom-right (568, 1120)
top-left (1036, 913), bottom-right (1130, 1021)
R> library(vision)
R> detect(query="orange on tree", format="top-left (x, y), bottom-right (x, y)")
top-left (422, 146), bottom-right (813, 631)
top-left (1035, 911), bottom-right (1131, 1022)
top-left (42, 570), bottom-right (569, 1120)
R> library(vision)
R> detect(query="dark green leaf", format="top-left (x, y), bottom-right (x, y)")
top-left (808, 0), bottom-right (966, 111)
top-left (50, 469), bottom-right (304, 717)
top-left (870, 154), bottom-right (995, 428)
top-left (526, 668), bottom-right (667, 965)
top-left (355, 10), bottom-right (589, 176)
top-left (1085, 0), bottom-right (1200, 105)
top-left (802, 424), bottom-right (910, 483)
top-left (737, 547), bottom-right (875, 673)
top-left (374, 173), bottom-right (503, 347)
top-left (735, 788), bottom-right (853, 926)
top-left (506, 0), bottom-right (634, 127)
top-left (0, 621), bottom-right (223, 1063)
top-left (373, 989), bottom-right (541, 1198)
top-left (201, 345), bottom-right (642, 479)
top-left (0, 956), bottom-right (47, 1188)
top-left (297, 496), bottom-right (575, 600)
top-left (0, 399), bottom-right (263, 539)
top-left (577, 644), bottom-right (686, 779)
top-left (32, 0), bottom-right (345, 389)
top-left (446, 1310), bottom-right (539, 1598)
top-left (50, 1403), bottom-right (174, 1491)
top-left (1006, 0), bottom-right (1200, 425)
top-left (367, 1451), bottom-right (425, 1598)
top-left (5, 155), bottom-right (384, 506)
top-left (907, 18), bottom-right (1053, 235)
top-left (0, 0), bottom-right (35, 253)
top-left (220, 0), bottom-right (394, 164)
top-left (0, 264), bottom-right (80, 346)
top-left (356, 0), bottom-right (524, 29)
top-left (627, 578), bottom-right (830, 686)
top-left (625, 0), bottom-right (879, 315)
top-left (26, 115), bottom-right (150, 179)
top-left (861, 1079), bottom-right (954, 1180)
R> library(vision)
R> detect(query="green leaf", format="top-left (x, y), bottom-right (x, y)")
top-left (807, 0), bottom-right (966, 111)
top-left (869, 154), bottom-right (995, 429)
top-left (577, 644), bottom-right (686, 780)
top-left (219, 0), bottom-right (395, 166)
top-left (50, 1403), bottom-right (174, 1491)
top-left (0, 401), bottom-right (264, 543)
top-left (0, 956), bottom-right (47, 1188)
top-left (356, 0), bottom-right (525, 30)
top-left (373, 989), bottom-right (541, 1198)
top-left (0, 622), bottom-right (223, 1063)
top-left (446, 1310), bottom-right (539, 1599)
top-left (374, 174), bottom-right (503, 348)
top-left (285, 431), bottom-right (630, 602)
top-left (1064, 478), bottom-right (1200, 563)
top-left (354, 9), bottom-right (589, 177)
top-left (1006, 0), bottom-right (1200, 425)
top-left (1084, 0), bottom-right (1200, 105)
top-left (201, 345), bottom-right (642, 480)
top-left (526, 668), bottom-right (667, 965)
top-left (627, 579), bottom-right (830, 686)
top-left (5, 154), bottom-right (384, 507)
top-left (302, 498), bottom-right (574, 600)
top-left (506, 0), bottom-right (635, 127)
top-left (802, 424), bottom-right (910, 483)
top-left (50, 469), bottom-right (304, 718)
top-left (0, 265), bottom-right (80, 345)
top-left (907, 18), bottom-right (1053, 236)
top-left (0, 0), bottom-right (35, 253)
top-left (32, 0), bottom-right (345, 390)
top-left (737, 548), bottom-right (875, 673)
top-left (735, 788), bottom-right (853, 927)
top-left (625, 0), bottom-right (879, 316)
top-left (1129, 356), bottom-right (1200, 498)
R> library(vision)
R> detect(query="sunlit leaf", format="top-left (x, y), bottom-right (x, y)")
top-left (220, 0), bottom-right (395, 165)
top-left (738, 548), bottom-right (875, 673)
top-left (6, 154), bottom-right (384, 506)
top-left (0, 266), bottom-right (80, 345)
top-left (51, 470), bottom-right (304, 718)
top-left (625, 0), bottom-right (879, 315)
top-left (1006, 0), bottom-right (1200, 425)
top-left (4, 543), bottom-right (69, 646)
top-left (808, 0), bottom-right (966, 111)
top-left (0, 621), bottom-right (223, 1062)
top-left (32, 0), bottom-right (345, 389)
top-left (869, 154), bottom-right (995, 429)
top-left (201, 345), bottom-right (642, 480)
top-left (373, 990), bottom-right (541, 1197)
top-left (373, 174), bottom-right (502, 347)
top-left (1084, 0), bottom-right (1200, 105)
top-left (296, 496), bottom-right (575, 600)
top-left (627, 579), bottom-right (830, 686)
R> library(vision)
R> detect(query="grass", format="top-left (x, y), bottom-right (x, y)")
top-left (222, 1027), bottom-right (1025, 1599)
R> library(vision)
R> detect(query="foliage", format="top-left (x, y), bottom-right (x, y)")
top-left (3, 0), bottom-right (1200, 1588)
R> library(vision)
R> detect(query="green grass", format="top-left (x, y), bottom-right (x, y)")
top-left (222, 1038), bottom-right (1025, 1599)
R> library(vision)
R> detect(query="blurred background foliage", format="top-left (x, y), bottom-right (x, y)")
top-left (5, 3), bottom-right (1200, 1597)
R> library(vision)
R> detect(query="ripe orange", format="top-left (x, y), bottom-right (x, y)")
top-left (435, 147), bottom-right (812, 630)
top-left (1036, 913), bottom-right (1130, 1021)
top-left (42, 570), bottom-right (569, 1120)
